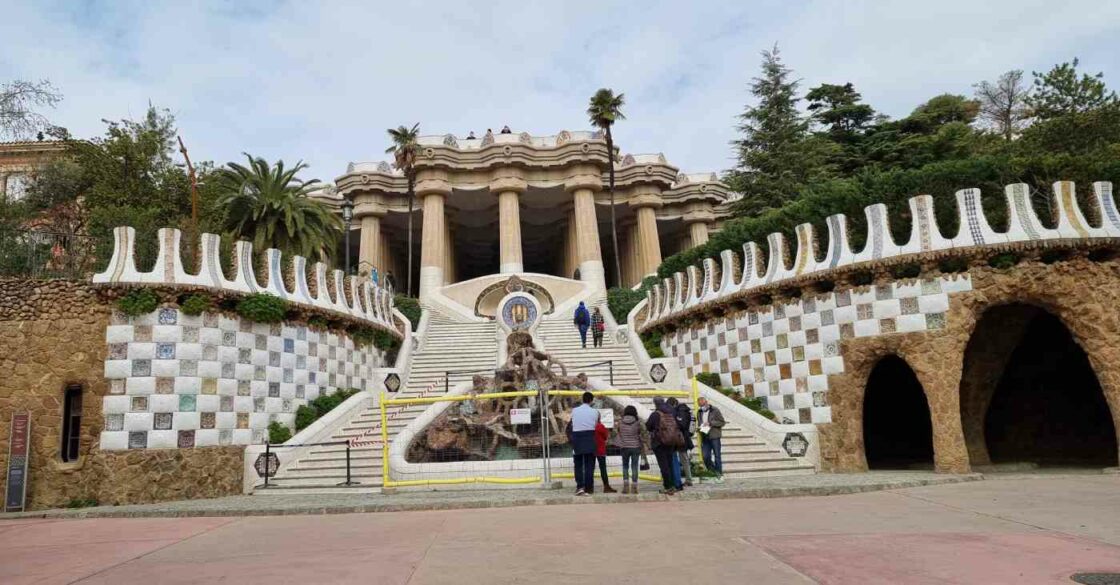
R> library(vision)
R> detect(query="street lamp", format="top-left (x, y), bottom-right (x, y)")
top-left (340, 197), bottom-right (355, 275)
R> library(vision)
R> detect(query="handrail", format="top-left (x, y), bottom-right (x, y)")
top-left (260, 439), bottom-right (359, 488)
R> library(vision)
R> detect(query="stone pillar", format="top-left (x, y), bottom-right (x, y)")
top-left (689, 220), bottom-right (710, 247)
top-left (417, 172), bottom-right (452, 298)
top-left (358, 214), bottom-right (381, 278)
top-left (635, 206), bottom-right (663, 280)
top-left (618, 224), bottom-right (635, 288)
top-left (565, 212), bottom-right (578, 279)
top-left (566, 166), bottom-right (604, 290)
top-left (491, 174), bottom-right (527, 274)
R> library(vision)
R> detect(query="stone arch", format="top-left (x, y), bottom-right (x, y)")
top-left (960, 302), bottom-right (1118, 468)
top-left (818, 330), bottom-right (968, 473)
top-left (863, 355), bottom-right (934, 469)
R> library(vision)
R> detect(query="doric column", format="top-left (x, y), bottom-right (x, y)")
top-left (354, 194), bottom-right (388, 282)
top-left (689, 220), bottom-right (710, 247)
top-left (443, 219), bottom-right (455, 285)
top-left (619, 223), bottom-right (636, 288)
top-left (491, 173), bottom-right (526, 274)
top-left (417, 171), bottom-right (452, 298)
top-left (565, 165), bottom-right (604, 290)
top-left (630, 189), bottom-right (664, 280)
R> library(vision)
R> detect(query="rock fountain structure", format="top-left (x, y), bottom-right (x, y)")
top-left (406, 331), bottom-right (620, 462)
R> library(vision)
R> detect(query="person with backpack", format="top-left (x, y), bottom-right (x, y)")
top-left (616, 405), bottom-right (646, 494)
top-left (573, 302), bottom-right (591, 349)
top-left (591, 307), bottom-right (606, 348)
top-left (647, 397), bottom-right (685, 494)
top-left (668, 397), bottom-right (694, 488)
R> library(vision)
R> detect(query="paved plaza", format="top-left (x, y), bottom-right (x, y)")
top-left (1, 473), bottom-right (1118, 584)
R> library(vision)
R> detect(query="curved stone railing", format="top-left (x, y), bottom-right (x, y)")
top-left (640, 181), bottom-right (1120, 330)
top-left (93, 227), bottom-right (401, 336)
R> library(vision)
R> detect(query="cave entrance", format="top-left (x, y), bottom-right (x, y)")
top-left (971, 306), bottom-right (1117, 468)
top-left (863, 355), bottom-right (934, 470)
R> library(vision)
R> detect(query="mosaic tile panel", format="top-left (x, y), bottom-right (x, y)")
top-left (665, 274), bottom-right (973, 425)
top-left (100, 311), bottom-right (387, 450)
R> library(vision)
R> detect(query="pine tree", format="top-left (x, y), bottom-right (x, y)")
top-left (727, 45), bottom-right (831, 216)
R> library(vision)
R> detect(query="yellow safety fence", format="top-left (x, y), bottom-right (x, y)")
top-left (379, 387), bottom-right (698, 489)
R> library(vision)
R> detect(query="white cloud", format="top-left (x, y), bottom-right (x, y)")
top-left (2, 0), bottom-right (1117, 180)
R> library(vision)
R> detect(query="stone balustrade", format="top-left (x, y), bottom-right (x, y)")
top-left (641, 181), bottom-right (1120, 330)
top-left (93, 227), bottom-right (400, 335)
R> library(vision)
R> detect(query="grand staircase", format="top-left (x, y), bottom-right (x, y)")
top-left (258, 297), bottom-right (810, 493)
top-left (257, 311), bottom-right (498, 493)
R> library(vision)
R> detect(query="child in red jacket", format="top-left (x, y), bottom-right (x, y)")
top-left (594, 418), bottom-right (617, 493)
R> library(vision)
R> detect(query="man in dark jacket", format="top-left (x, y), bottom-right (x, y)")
top-left (646, 398), bottom-right (680, 495)
top-left (667, 398), bottom-right (693, 488)
top-left (573, 302), bottom-right (591, 348)
top-left (697, 397), bottom-right (726, 481)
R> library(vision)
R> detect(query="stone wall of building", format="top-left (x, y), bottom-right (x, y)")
top-left (1, 279), bottom-right (249, 509)
top-left (101, 307), bottom-right (389, 450)
top-left (656, 257), bottom-right (1120, 473)
top-left (817, 258), bottom-right (1120, 473)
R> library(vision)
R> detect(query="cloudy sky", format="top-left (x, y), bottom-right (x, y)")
top-left (3, 0), bottom-right (1118, 182)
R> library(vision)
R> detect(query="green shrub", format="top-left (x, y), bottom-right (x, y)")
top-left (307, 315), bottom-right (329, 330)
top-left (695, 372), bottom-right (721, 388)
top-left (890, 262), bottom-right (921, 279)
top-left (295, 388), bottom-right (361, 431)
top-left (66, 498), bottom-right (99, 509)
top-left (236, 293), bottom-right (287, 323)
top-left (641, 330), bottom-right (664, 358)
top-left (117, 288), bottom-right (159, 317)
top-left (179, 293), bottom-right (212, 316)
top-left (268, 421), bottom-right (292, 444)
top-left (1040, 249), bottom-right (1070, 264)
top-left (349, 326), bottom-right (375, 347)
top-left (987, 252), bottom-right (1021, 270)
top-left (850, 270), bottom-right (873, 286)
top-left (938, 256), bottom-right (970, 273)
top-left (394, 295), bottom-right (421, 331)
top-left (294, 405), bottom-right (318, 431)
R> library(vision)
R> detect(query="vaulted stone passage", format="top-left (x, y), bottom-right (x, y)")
top-left (863, 355), bottom-right (934, 469)
top-left (973, 307), bottom-right (1118, 467)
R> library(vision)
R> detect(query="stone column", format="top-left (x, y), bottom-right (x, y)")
top-left (566, 166), bottom-right (604, 290)
top-left (443, 219), bottom-right (456, 285)
top-left (689, 220), bottom-right (710, 247)
top-left (491, 175), bottom-right (527, 274)
top-left (417, 173), bottom-right (452, 298)
top-left (635, 206), bottom-right (663, 280)
top-left (618, 224), bottom-right (635, 288)
top-left (358, 214), bottom-right (381, 278)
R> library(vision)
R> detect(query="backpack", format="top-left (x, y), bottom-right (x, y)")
top-left (656, 411), bottom-right (685, 448)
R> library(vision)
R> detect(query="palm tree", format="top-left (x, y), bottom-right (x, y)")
top-left (386, 123), bottom-right (420, 297)
top-left (215, 154), bottom-right (341, 263)
top-left (587, 88), bottom-right (625, 287)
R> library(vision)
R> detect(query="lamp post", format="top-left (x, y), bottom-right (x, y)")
top-left (341, 197), bottom-right (355, 275)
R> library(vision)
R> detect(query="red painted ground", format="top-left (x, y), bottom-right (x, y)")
top-left (1, 476), bottom-right (1118, 584)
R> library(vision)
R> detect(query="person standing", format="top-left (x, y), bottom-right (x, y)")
top-left (697, 397), bottom-right (725, 482)
top-left (668, 397), bottom-right (694, 488)
top-left (594, 416), bottom-right (616, 493)
top-left (617, 405), bottom-right (645, 494)
top-left (569, 391), bottom-right (599, 496)
top-left (647, 397), bottom-right (685, 495)
top-left (573, 302), bottom-right (591, 348)
top-left (591, 307), bottom-right (606, 348)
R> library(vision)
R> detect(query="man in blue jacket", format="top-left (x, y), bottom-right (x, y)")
top-left (569, 391), bottom-right (599, 496)
top-left (573, 302), bottom-right (591, 349)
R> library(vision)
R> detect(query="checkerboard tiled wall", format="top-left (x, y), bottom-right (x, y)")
top-left (664, 274), bottom-right (972, 425)
top-left (100, 307), bottom-right (387, 450)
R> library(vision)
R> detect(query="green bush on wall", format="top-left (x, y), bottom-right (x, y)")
top-left (641, 331), bottom-right (664, 358)
top-left (236, 293), bottom-right (288, 323)
top-left (117, 288), bottom-right (160, 317)
top-left (695, 372), bottom-right (721, 388)
top-left (267, 421), bottom-right (292, 444)
top-left (295, 388), bottom-right (360, 431)
top-left (179, 293), bottom-right (212, 316)
top-left (394, 295), bottom-right (421, 331)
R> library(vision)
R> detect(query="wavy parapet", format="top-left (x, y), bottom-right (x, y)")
top-left (640, 181), bottom-right (1120, 331)
top-left (92, 227), bottom-right (401, 335)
